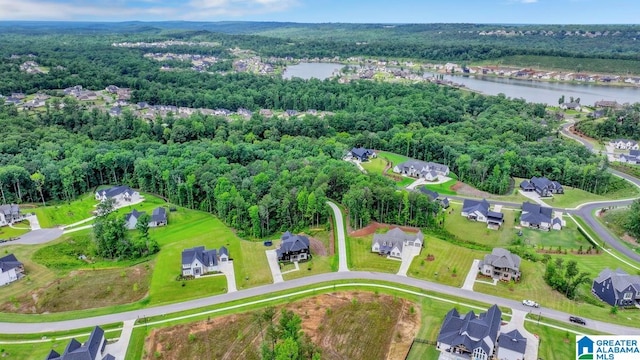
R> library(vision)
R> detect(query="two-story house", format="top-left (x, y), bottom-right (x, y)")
top-left (371, 228), bottom-right (423, 259)
top-left (276, 231), bottom-right (310, 263)
top-left (181, 246), bottom-right (229, 277)
top-left (0, 253), bottom-right (24, 286)
top-left (592, 268), bottom-right (640, 307)
top-left (478, 248), bottom-right (521, 282)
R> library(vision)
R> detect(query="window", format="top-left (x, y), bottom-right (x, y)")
top-left (624, 292), bottom-right (633, 300)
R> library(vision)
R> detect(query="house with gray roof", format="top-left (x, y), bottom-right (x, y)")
top-left (124, 209), bottom-right (145, 230)
top-left (392, 159), bottom-right (450, 181)
top-left (436, 304), bottom-right (502, 360)
top-left (479, 248), bottom-right (521, 282)
top-left (95, 186), bottom-right (140, 206)
top-left (592, 268), bottom-right (640, 307)
top-left (520, 177), bottom-right (563, 197)
top-left (348, 147), bottom-right (376, 162)
top-left (149, 207), bottom-right (167, 227)
top-left (0, 204), bottom-right (21, 227)
top-left (276, 231), bottom-right (310, 263)
top-left (181, 246), bottom-right (229, 277)
top-left (461, 199), bottom-right (504, 228)
top-left (620, 149), bottom-right (640, 165)
top-left (45, 326), bottom-right (113, 360)
top-left (520, 202), bottom-right (562, 231)
top-left (610, 139), bottom-right (639, 150)
top-left (497, 329), bottom-right (527, 360)
top-left (0, 253), bottom-right (24, 286)
top-left (371, 228), bottom-right (423, 259)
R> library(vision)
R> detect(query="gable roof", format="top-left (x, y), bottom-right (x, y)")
top-left (418, 187), bottom-right (439, 200)
top-left (437, 304), bottom-right (502, 357)
top-left (350, 147), bottom-right (374, 158)
top-left (521, 201), bottom-right (553, 225)
top-left (462, 198), bottom-right (490, 216)
top-left (47, 326), bottom-right (108, 360)
top-left (396, 160), bottom-right (449, 174)
top-left (0, 204), bottom-right (20, 216)
top-left (499, 329), bottom-right (527, 354)
top-left (594, 268), bottom-right (640, 295)
top-left (0, 253), bottom-right (22, 273)
top-left (181, 246), bottom-right (220, 267)
top-left (151, 207), bottom-right (167, 223)
top-left (482, 248), bottom-right (520, 271)
top-left (277, 232), bottom-right (310, 255)
top-left (97, 186), bottom-right (134, 199)
top-left (124, 209), bottom-right (145, 222)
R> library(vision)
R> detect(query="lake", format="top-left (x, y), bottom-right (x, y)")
top-left (282, 62), bottom-right (640, 105)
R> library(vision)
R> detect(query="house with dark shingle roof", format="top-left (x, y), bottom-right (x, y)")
top-left (348, 147), bottom-right (376, 162)
top-left (522, 177), bottom-right (563, 197)
top-left (0, 253), bottom-right (24, 286)
top-left (620, 149), bottom-right (640, 165)
top-left (124, 209), bottom-right (145, 230)
top-left (479, 248), bottom-right (521, 281)
top-left (0, 204), bottom-right (21, 226)
top-left (95, 186), bottom-right (140, 205)
top-left (392, 159), bottom-right (450, 181)
top-left (276, 231), bottom-right (310, 263)
top-left (497, 329), bottom-right (527, 360)
top-left (461, 199), bottom-right (504, 228)
top-left (436, 304), bottom-right (502, 360)
top-left (520, 202), bottom-right (562, 231)
top-left (181, 246), bottom-right (229, 277)
top-left (371, 228), bottom-right (423, 259)
top-left (592, 268), bottom-right (640, 307)
top-left (45, 326), bottom-right (114, 360)
top-left (149, 207), bottom-right (167, 227)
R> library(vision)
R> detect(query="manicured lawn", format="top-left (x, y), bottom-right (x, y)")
top-left (31, 193), bottom-right (101, 228)
top-left (546, 182), bottom-right (640, 209)
top-left (347, 234), bottom-right (401, 273)
top-left (397, 176), bottom-right (416, 188)
top-left (407, 236), bottom-right (488, 287)
top-left (524, 323), bottom-right (577, 360)
top-left (377, 151), bottom-right (409, 166)
top-left (360, 157), bottom-right (387, 174)
top-left (238, 240), bottom-right (275, 288)
top-left (422, 178), bottom-right (458, 195)
top-left (281, 255), bottom-right (334, 281)
top-left (518, 216), bottom-right (590, 250)
top-left (443, 203), bottom-right (515, 247)
top-left (0, 221), bottom-right (31, 238)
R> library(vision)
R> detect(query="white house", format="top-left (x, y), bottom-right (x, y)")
top-left (181, 246), bottom-right (229, 277)
top-left (0, 204), bottom-right (21, 227)
top-left (371, 228), bottom-right (423, 259)
top-left (610, 139), bottom-right (639, 150)
top-left (95, 186), bottom-right (140, 206)
top-left (0, 254), bottom-right (24, 286)
top-left (393, 160), bottom-right (449, 181)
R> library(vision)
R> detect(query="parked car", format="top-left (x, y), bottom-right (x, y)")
top-left (522, 299), bottom-right (539, 308)
top-left (569, 316), bottom-right (586, 325)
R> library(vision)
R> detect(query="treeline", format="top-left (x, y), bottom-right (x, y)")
top-left (575, 104), bottom-right (640, 140)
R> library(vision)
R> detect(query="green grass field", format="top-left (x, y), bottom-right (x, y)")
top-left (545, 183), bottom-right (640, 209)
top-left (408, 236), bottom-right (488, 287)
top-left (347, 234), bottom-right (402, 273)
top-left (422, 178), bottom-right (458, 195)
top-left (360, 157), bottom-right (387, 174)
top-left (518, 216), bottom-right (590, 250)
top-left (377, 151), bottom-right (409, 166)
top-left (0, 221), bottom-right (31, 239)
top-left (443, 203), bottom-right (516, 247)
top-left (281, 255), bottom-right (334, 281)
top-left (31, 193), bottom-right (101, 228)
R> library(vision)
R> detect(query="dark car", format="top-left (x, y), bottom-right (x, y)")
top-left (569, 316), bottom-right (586, 325)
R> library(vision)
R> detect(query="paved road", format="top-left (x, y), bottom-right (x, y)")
top-left (1, 271), bottom-right (636, 335)
top-left (327, 201), bottom-right (349, 272)
top-left (0, 228), bottom-right (63, 247)
top-left (560, 121), bottom-right (595, 152)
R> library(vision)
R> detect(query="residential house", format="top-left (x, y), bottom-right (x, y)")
top-left (181, 246), bottom-right (229, 277)
top-left (371, 228), bottom-right (423, 259)
top-left (520, 202), bottom-right (562, 231)
top-left (284, 109), bottom-right (299, 118)
top-left (497, 329), bottom-right (527, 360)
top-left (109, 106), bottom-right (122, 116)
top-left (418, 187), bottom-right (449, 208)
top-left (0, 204), bottom-right (21, 226)
top-left (461, 199), bottom-right (504, 228)
top-left (436, 304), bottom-right (502, 360)
top-left (0, 254), bottom-right (24, 286)
top-left (45, 326), bottom-right (114, 360)
top-left (237, 108), bottom-right (253, 118)
top-left (560, 102), bottom-right (581, 111)
top-left (393, 160), bottom-right (450, 181)
top-left (124, 209), bottom-right (146, 230)
top-left (348, 147), bottom-right (376, 162)
top-left (478, 248), bottom-right (521, 281)
top-left (620, 150), bottom-right (640, 165)
top-left (520, 177), bottom-right (563, 197)
top-left (592, 268), bottom-right (640, 307)
top-left (276, 231), bottom-right (310, 263)
top-left (589, 109), bottom-right (606, 119)
top-left (595, 100), bottom-right (620, 109)
top-left (105, 85), bottom-right (119, 94)
top-left (259, 109), bottom-right (274, 117)
top-left (95, 186), bottom-right (140, 205)
top-left (149, 207), bottom-right (167, 227)
top-left (610, 139), bottom-right (640, 151)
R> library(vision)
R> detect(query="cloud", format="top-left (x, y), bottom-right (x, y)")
top-left (0, 0), bottom-right (298, 20)
top-left (519, 0), bottom-right (538, 3)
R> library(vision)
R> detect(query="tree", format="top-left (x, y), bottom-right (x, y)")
top-left (93, 198), bottom-right (132, 259)
top-left (625, 200), bottom-right (640, 239)
top-left (30, 171), bottom-right (46, 206)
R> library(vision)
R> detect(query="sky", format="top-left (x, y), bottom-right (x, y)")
top-left (0, 0), bottom-right (638, 24)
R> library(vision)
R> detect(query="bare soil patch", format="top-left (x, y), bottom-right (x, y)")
top-left (0, 264), bottom-right (151, 313)
top-left (349, 222), bottom-right (420, 237)
top-left (144, 291), bottom-right (420, 360)
top-left (451, 182), bottom-right (494, 198)
top-left (308, 236), bottom-right (327, 256)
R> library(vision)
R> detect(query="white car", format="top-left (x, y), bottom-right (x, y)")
top-left (522, 299), bottom-right (539, 308)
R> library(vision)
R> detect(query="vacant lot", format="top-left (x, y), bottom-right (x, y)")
top-left (31, 193), bottom-right (101, 228)
top-left (144, 292), bottom-right (420, 360)
top-left (546, 182), bottom-right (640, 209)
top-left (0, 264), bottom-right (151, 313)
top-left (348, 233), bottom-right (402, 273)
top-left (443, 203), bottom-right (515, 247)
top-left (518, 218), bottom-right (589, 250)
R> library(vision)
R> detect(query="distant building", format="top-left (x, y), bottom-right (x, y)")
top-left (348, 147), bottom-right (376, 162)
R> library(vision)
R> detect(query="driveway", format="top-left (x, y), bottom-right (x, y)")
top-left (501, 309), bottom-right (539, 360)
top-left (327, 201), bottom-right (349, 272)
top-left (104, 319), bottom-right (135, 360)
top-left (265, 250), bottom-right (284, 283)
top-left (518, 190), bottom-right (549, 206)
top-left (26, 214), bottom-right (41, 230)
top-left (397, 244), bottom-right (420, 276)
top-left (461, 259), bottom-right (479, 291)
top-left (0, 228), bottom-right (63, 247)
top-left (219, 260), bottom-right (237, 293)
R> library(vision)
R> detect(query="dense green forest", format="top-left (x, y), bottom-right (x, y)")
top-left (0, 27), bottom-right (627, 236)
top-left (575, 104), bottom-right (640, 140)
